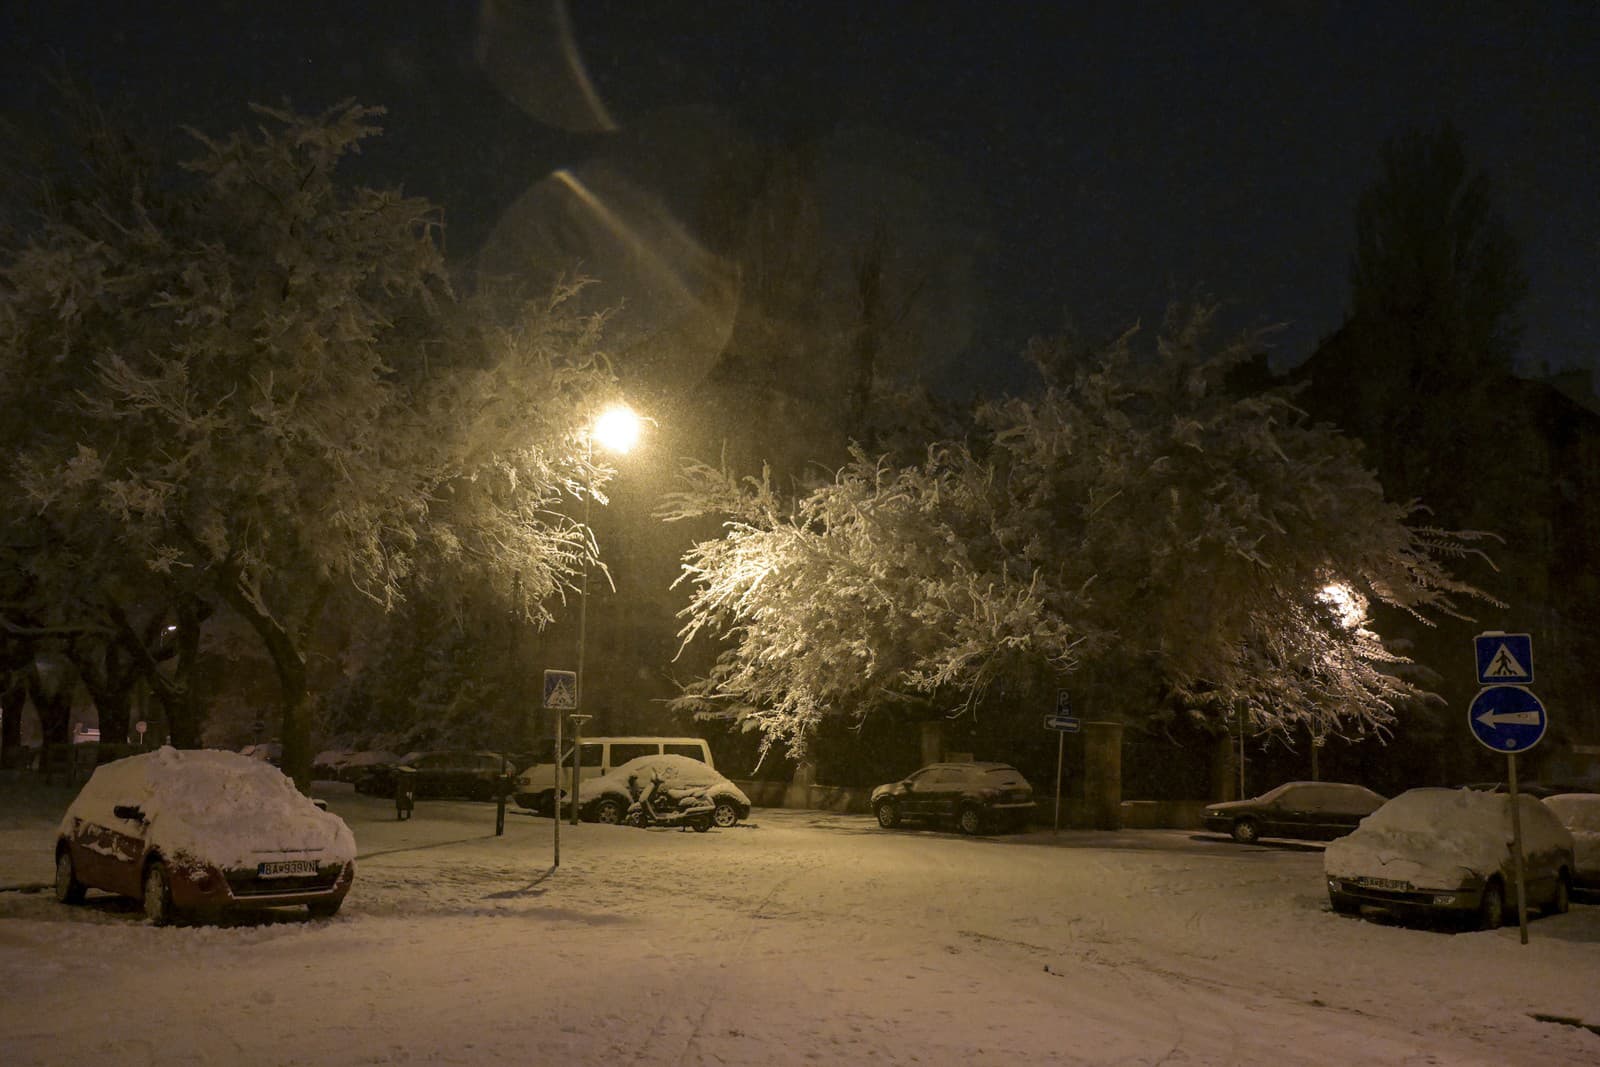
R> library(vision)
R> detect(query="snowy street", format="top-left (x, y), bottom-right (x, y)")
top-left (3, 779), bottom-right (1599, 1066)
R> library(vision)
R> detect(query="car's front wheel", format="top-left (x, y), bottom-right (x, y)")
top-left (956, 806), bottom-right (984, 836)
top-left (1230, 818), bottom-right (1261, 845)
top-left (875, 800), bottom-right (901, 829)
top-left (1546, 873), bottom-right (1571, 917)
top-left (593, 797), bottom-right (627, 825)
top-left (1477, 879), bottom-right (1507, 930)
top-left (143, 862), bottom-right (176, 926)
top-left (54, 849), bottom-right (86, 905)
top-left (712, 799), bottom-right (740, 829)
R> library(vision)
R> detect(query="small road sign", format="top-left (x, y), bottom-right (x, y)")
top-left (1044, 714), bottom-right (1081, 733)
top-left (1474, 632), bottom-right (1533, 685)
top-left (1056, 690), bottom-right (1072, 716)
top-left (543, 669), bottom-right (578, 710)
top-left (1468, 685), bottom-right (1547, 753)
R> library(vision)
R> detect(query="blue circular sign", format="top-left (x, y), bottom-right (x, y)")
top-left (1467, 685), bottom-right (1547, 753)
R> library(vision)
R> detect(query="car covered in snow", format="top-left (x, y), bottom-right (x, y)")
top-left (53, 746), bottom-right (356, 925)
top-left (1541, 792), bottom-right (1600, 895)
top-left (871, 762), bottom-right (1035, 835)
top-left (1323, 787), bottom-right (1575, 929)
top-left (575, 754), bottom-right (751, 829)
top-left (1201, 781), bottom-right (1386, 844)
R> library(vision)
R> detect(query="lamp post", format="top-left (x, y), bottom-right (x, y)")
top-left (570, 403), bottom-right (643, 827)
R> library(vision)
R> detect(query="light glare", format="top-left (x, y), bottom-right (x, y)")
top-left (592, 404), bottom-right (642, 454)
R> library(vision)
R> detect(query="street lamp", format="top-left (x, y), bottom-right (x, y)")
top-left (568, 402), bottom-right (643, 826)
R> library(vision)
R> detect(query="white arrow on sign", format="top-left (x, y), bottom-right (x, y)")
top-left (1475, 709), bottom-right (1542, 728)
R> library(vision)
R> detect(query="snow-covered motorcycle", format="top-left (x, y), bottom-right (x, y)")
top-left (625, 773), bottom-right (715, 832)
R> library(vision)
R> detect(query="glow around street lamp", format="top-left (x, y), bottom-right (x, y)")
top-left (1318, 581), bottom-right (1366, 631)
top-left (591, 403), bottom-right (642, 455)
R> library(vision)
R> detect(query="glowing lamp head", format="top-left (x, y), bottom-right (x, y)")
top-left (591, 404), bottom-right (642, 455)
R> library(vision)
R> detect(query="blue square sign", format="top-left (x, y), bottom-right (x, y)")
top-left (1473, 632), bottom-right (1533, 686)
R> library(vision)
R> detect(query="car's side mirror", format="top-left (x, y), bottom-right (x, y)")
top-left (312, 798), bottom-right (329, 812)
top-left (112, 804), bottom-right (145, 822)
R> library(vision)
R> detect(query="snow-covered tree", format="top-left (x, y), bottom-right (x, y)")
top-left (0, 101), bottom-right (620, 787)
top-left (663, 304), bottom-right (1500, 761)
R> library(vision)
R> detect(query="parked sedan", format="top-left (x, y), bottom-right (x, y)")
top-left (54, 746), bottom-right (356, 925)
top-left (1202, 781), bottom-right (1386, 844)
top-left (576, 754), bottom-right (751, 829)
top-left (872, 762), bottom-right (1035, 835)
top-left (1542, 792), bottom-right (1600, 895)
top-left (1324, 787), bottom-right (1575, 929)
top-left (355, 750), bottom-right (515, 801)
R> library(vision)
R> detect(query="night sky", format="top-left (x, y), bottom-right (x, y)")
top-left (4, 1), bottom-right (1597, 391)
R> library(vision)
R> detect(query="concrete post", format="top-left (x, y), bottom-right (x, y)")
top-left (1082, 720), bottom-right (1124, 830)
top-left (919, 720), bottom-right (944, 767)
top-left (784, 759), bottom-right (816, 809)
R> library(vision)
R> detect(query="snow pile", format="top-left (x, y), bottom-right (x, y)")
top-left (1325, 787), bottom-right (1573, 886)
top-left (57, 746), bottom-right (356, 870)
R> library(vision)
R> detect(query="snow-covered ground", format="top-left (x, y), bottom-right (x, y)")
top-left (2, 773), bottom-right (1598, 1066)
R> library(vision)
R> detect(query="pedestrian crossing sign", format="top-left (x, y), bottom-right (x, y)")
top-left (1473, 633), bottom-right (1533, 686)
top-left (543, 669), bottom-right (578, 710)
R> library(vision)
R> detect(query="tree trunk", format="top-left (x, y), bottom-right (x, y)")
top-left (220, 579), bottom-right (315, 792)
top-left (28, 659), bottom-right (75, 748)
top-left (1, 675), bottom-right (27, 768)
top-left (67, 634), bottom-right (141, 746)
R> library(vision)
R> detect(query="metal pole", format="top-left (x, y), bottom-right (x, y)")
top-left (570, 715), bottom-right (592, 826)
top-left (495, 752), bottom-right (507, 836)
top-left (1508, 753), bottom-right (1529, 944)
top-left (1237, 712), bottom-right (1246, 799)
top-left (573, 443), bottom-right (590, 829)
top-left (552, 707), bottom-right (561, 866)
top-left (1053, 730), bottom-right (1065, 834)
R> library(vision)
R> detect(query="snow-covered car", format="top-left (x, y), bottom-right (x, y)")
top-left (1324, 787), bottom-right (1575, 929)
top-left (1201, 781), bottom-right (1385, 844)
top-left (871, 762), bottom-right (1035, 835)
top-left (575, 754), bottom-right (750, 829)
top-left (1542, 792), bottom-right (1600, 894)
top-left (53, 746), bottom-right (356, 925)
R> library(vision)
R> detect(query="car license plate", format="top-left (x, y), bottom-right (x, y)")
top-left (1357, 876), bottom-right (1408, 891)
top-left (258, 859), bottom-right (317, 878)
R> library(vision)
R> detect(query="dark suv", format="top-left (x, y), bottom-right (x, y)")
top-left (355, 750), bottom-right (515, 802)
top-left (871, 762), bottom-right (1035, 835)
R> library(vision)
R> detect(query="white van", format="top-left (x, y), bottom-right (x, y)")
top-left (511, 736), bottom-right (714, 814)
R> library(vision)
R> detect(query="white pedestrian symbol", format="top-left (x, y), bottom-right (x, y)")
top-left (1484, 644), bottom-right (1528, 679)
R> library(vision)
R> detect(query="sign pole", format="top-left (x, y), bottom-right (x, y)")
top-left (1469, 632), bottom-right (1544, 945)
top-left (569, 714), bottom-right (593, 827)
top-left (552, 710), bottom-right (561, 867)
top-left (1507, 753), bottom-right (1529, 945)
top-left (1053, 731), bottom-right (1065, 835)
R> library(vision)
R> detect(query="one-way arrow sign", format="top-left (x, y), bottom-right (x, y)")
top-left (1467, 685), bottom-right (1547, 753)
top-left (1475, 709), bottom-right (1542, 728)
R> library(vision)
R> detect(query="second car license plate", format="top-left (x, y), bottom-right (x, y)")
top-left (258, 859), bottom-right (317, 878)
top-left (1357, 876), bottom-right (1408, 891)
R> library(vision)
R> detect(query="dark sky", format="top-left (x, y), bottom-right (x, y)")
top-left (5, 1), bottom-right (1597, 390)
